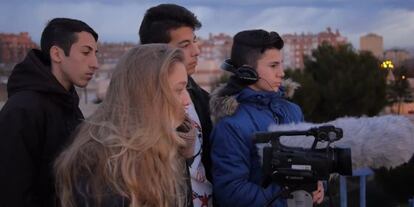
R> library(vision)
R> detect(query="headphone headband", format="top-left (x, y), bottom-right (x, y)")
top-left (220, 59), bottom-right (259, 85)
top-left (221, 59), bottom-right (237, 73)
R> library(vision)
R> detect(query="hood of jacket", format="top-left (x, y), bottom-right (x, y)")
top-left (210, 86), bottom-right (284, 123)
top-left (209, 84), bottom-right (239, 123)
top-left (210, 78), bottom-right (300, 123)
top-left (7, 49), bottom-right (80, 109)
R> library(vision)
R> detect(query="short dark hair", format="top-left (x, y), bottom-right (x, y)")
top-left (230, 29), bottom-right (284, 69)
top-left (139, 4), bottom-right (201, 44)
top-left (40, 18), bottom-right (98, 58)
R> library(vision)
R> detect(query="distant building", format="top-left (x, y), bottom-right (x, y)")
top-left (384, 49), bottom-right (411, 68)
top-left (194, 33), bottom-right (232, 91)
top-left (193, 59), bottom-right (224, 92)
top-left (282, 27), bottom-right (347, 70)
top-left (97, 42), bottom-right (137, 65)
top-left (198, 33), bottom-right (232, 61)
top-left (360, 33), bottom-right (383, 59)
top-left (0, 32), bottom-right (38, 64)
top-left (79, 42), bottom-right (136, 103)
top-left (94, 42), bottom-right (136, 87)
top-left (403, 58), bottom-right (414, 77)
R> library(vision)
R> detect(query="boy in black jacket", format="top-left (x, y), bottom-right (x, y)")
top-left (0, 18), bottom-right (98, 207)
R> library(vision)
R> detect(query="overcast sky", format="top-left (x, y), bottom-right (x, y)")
top-left (1, 0), bottom-right (413, 50)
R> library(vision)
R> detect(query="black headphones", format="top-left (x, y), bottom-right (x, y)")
top-left (220, 59), bottom-right (259, 85)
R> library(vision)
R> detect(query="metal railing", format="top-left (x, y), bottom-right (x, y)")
top-left (339, 168), bottom-right (413, 207)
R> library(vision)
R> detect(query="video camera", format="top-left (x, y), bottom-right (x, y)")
top-left (254, 125), bottom-right (352, 193)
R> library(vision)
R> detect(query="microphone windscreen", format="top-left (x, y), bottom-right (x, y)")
top-left (267, 115), bottom-right (414, 169)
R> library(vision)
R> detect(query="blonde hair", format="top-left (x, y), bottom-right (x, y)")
top-left (55, 44), bottom-right (188, 207)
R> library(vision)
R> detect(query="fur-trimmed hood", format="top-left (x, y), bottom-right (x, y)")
top-left (209, 84), bottom-right (239, 123)
top-left (209, 78), bottom-right (300, 123)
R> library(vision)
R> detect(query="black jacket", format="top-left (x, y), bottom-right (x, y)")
top-left (187, 77), bottom-right (213, 182)
top-left (0, 49), bottom-right (84, 207)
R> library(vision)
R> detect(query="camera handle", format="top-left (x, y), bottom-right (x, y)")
top-left (265, 186), bottom-right (314, 207)
top-left (255, 125), bottom-right (343, 146)
top-left (287, 190), bottom-right (313, 207)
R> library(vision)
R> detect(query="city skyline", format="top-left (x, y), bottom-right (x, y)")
top-left (1, 0), bottom-right (413, 50)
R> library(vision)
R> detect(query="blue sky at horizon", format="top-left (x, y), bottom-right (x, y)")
top-left (1, 0), bottom-right (413, 50)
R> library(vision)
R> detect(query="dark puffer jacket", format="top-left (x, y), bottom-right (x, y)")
top-left (209, 86), bottom-right (303, 207)
top-left (0, 49), bottom-right (84, 207)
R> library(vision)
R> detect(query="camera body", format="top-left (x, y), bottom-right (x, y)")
top-left (255, 125), bottom-right (352, 192)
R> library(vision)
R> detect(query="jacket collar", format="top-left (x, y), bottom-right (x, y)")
top-left (237, 87), bottom-right (283, 107)
top-left (210, 85), bottom-right (284, 123)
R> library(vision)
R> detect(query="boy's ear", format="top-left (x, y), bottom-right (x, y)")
top-left (49, 45), bottom-right (63, 63)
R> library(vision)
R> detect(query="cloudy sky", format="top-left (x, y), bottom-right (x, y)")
top-left (1, 0), bottom-right (413, 50)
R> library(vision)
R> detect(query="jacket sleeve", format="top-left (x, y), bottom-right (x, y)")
top-left (210, 120), bottom-right (286, 207)
top-left (0, 99), bottom-right (43, 206)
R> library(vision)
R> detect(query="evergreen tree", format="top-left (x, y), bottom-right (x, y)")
top-left (286, 43), bottom-right (388, 122)
top-left (386, 66), bottom-right (413, 114)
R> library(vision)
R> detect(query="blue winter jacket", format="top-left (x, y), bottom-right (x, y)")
top-left (209, 87), bottom-right (304, 207)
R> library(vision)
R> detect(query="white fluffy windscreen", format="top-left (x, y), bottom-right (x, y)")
top-left (263, 115), bottom-right (414, 169)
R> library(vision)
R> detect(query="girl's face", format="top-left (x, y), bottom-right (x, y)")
top-left (249, 48), bottom-right (285, 92)
top-left (168, 62), bottom-right (191, 125)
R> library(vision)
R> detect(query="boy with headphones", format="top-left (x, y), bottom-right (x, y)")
top-left (209, 29), bottom-right (324, 206)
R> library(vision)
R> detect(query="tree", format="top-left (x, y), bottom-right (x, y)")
top-left (286, 43), bottom-right (388, 122)
top-left (386, 66), bottom-right (413, 114)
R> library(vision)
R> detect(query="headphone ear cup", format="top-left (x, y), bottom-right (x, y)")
top-left (235, 66), bottom-right (259, 85)
top-left (221, 59), bottom-right (237, 73)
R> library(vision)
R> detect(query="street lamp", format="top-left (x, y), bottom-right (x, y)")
top-left (381, 60), bottom-right (395, 83)
top-left (380, 60), bottom-right (394, 70)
